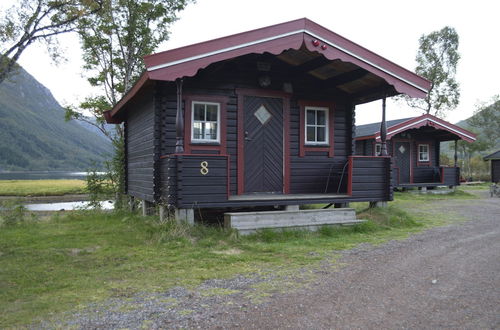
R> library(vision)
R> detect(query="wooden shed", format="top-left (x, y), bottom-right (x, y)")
top-left (355, 114), bottom-right (476, 189)
top-left (484, 150), bottom-right (500, 183)
top-left (104, 18), bottom-right (430, 223)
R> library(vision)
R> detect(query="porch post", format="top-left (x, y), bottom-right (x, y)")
top-left (175, 78), bottom-right (184, 153)
top-left (454, 140), bottom-right (458, 167)
top-left (379, 96), bottom-right (388, 156)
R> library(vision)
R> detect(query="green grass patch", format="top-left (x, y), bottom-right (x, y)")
top-left (394, 189), bottom-right (476, 201)
top-left (0, 193), bottom-right (468, 327)
top-left (0, 180), bottom-right (86, 196)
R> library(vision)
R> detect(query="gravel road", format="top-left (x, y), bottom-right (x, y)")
top-left (46, 191), bottom-right (500, 329)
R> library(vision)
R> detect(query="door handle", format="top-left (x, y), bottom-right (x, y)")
top-left (245, 131), bottom-right (252, 141)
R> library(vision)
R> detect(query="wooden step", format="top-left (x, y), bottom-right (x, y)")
top-left (224, 208), bottom-right (365, 235)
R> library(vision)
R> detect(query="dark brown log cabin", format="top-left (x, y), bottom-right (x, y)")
top-left (104, 18), bottom-right (431, 220)
top-left (484, 150), bottom-right (500, 183)
top-left (355, 114), bottom-right (476, 189)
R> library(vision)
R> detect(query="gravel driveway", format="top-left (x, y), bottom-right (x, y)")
top-left (46, 191), bottom-right (500, 329)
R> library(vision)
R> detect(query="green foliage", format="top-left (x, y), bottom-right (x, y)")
top-left (404, 26), bottom-right (460, 116)
top-left (66, 0), bottom-right (193, 207)
top-left (0, 199), bottom-right (36, 226)
top-left (0, 0), bottom-right (103, 84)
top-left (467, 96), bottom-right (500, 146)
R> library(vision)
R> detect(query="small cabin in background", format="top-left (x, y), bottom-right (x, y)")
top-left (104, 18), bottom-right (430, 226)
top-left (484, 150), bottom-right (500, 183)
top-left (355, 114), bottom-right (476, 189)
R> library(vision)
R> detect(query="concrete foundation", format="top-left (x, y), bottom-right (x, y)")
top-left (141, 200), bottom-right (154, 216)
top-left (224, 208), bottom-right (365, 235)
top-left (175, 208), bottom-right (194, 224)
top-left (369, 201), bottom-right (388, 208)
top-left (159, 205), bottom-right (168, 222)
top-left (285, 205), bottom-right (300, 211)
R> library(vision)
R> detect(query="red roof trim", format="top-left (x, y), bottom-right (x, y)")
top-left (107, 18), bottom-right (431, 123)
top-left (357, 114), bottom-right (477, 143)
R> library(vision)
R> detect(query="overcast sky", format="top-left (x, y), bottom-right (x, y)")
top-left (10, 0), bottom-right (500, 124)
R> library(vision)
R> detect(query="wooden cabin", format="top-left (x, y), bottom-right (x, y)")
top-left (104, 18), bottom-right (430, 225)
top-left (355, 114), bottom-right (476, 189)
top-left (484, 150), bottom-right (500, 183)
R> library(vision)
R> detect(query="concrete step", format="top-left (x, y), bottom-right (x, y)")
top-left (224, 208), bottom-right (365, 235)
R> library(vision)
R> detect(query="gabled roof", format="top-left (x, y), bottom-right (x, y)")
top-left (105, 18), bottom-right (431, 123)
top-left (355, 114), bottom-right (477, 143)
top-left (484, 150), bottom-right (500, 160)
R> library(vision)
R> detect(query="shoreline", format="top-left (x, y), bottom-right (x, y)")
top-left (0, 194), bottom-right (91, 203)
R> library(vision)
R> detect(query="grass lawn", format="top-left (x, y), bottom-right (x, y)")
top-left (0, 180), bottom-right (86, 196)
top-left (0, 190), bottom-right (477, 327)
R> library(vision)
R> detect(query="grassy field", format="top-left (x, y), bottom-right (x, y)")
top-left (0, 180), bottom-right (86, 196)
top-left (0, 190), bottom-right (477, 327)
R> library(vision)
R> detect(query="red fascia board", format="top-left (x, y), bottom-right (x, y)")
top-left (106, 73), bottom-right (150, 122)
top-left (108, 18), bottom-right (432, 122)
top-left (373, 114), bottom-right (477, 143)
top-left (145, 18), bottom-right (430, 96)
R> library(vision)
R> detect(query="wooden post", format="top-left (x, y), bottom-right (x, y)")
top-left (380, 96), bottom-right (388, 156)
top-left (454, 140), bottom-right (458, 167)
top-left (175, 78), bottom-right (184, 153)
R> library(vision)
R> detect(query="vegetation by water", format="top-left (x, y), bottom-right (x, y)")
top-left (0, 179), bottom-right (86, 196)
top-left (0, 190), bottom-right (478, 328)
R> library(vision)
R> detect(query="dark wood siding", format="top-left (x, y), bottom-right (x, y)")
top-left (349, 156), bottom-right (392, 200)
top-left (162, 155), bottom-right (228, 208)
top-left (442, 167), bottom-right (459, 186)
top-left (126, 88), bottom-right (155, 201)
top-left (154, 54), bottom-right (392, 206)
top-left (290, 100), bottom-right (351, 194)
top-left (491, 160), bottom-right (500, 183)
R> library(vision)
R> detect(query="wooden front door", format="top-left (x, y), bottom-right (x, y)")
top-left (394, 141), bottom-right (411, 184)
top-left (243, 96), bottom-right (283, 193)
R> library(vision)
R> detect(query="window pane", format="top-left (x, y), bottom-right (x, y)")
top-left (206, 105), bottom-right (218, 121)
top-left (204, 122), bottom-right (217, 140)
top-left (306, 126), bottom-right (315, 142)
top-left (193, 104), bottom-right (205, 121)
top-left (306, 110), bottom-right (315, 125)
top-left (193, 122), bottom-right (202, 139)
top-left (317, 110), bottom-right (326, 125)
top-left (316, 127), bottom-right (326, 142)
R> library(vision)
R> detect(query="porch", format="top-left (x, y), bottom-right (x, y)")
top-left (392, 166), bottom-right (460, 188)
top-left (160, 154), bottom-right (392, 209)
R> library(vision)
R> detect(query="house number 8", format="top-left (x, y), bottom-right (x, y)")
top-left (200, 161), bottom-right (209, 175)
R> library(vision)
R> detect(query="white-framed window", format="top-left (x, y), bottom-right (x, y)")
top-left (418, 144), bottom-right (429, 162)
top-left (305, 106), bottom-right (329, 145)
top-left (375, 143), bottom-right (381, 156)
top-left (191, 102), bottom-right (220, 143)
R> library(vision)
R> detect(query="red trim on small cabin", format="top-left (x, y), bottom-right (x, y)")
top-left (183, 94), bottom-right (228, 155)
top-left (392, 138), bottom-right (413, 184)
top-left (347, 156), bottom-right (353, 196)
top-left (375, 114), bottom-right (476, 143)
top-left (235, 88), bottom-right (291, 195)
top-left (298, 100), bottom-right (335, 158)
top-left (415, 141), bottom-right (432, 167)
top-left (106, 18), bottom-right (431, 123)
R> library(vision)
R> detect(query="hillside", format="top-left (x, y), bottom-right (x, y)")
top-left (0, 66), bottom-right (112, 171)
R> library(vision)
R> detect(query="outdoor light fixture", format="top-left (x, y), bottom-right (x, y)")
top-left (258, 75), bottom-right (271, 87)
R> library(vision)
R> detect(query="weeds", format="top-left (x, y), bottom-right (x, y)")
top-left (0, 199), bottom-right (37, 226)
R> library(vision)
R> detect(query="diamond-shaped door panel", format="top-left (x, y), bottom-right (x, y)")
top-left (398, 145), bottom-right (406, 154)
top-left (254, 105), bottom-right (272, 125)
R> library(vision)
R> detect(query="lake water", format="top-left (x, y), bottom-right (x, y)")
top-left (0, 171), bottom-right (105, 180)
top-left (25, 200), bottom-right (115, 211)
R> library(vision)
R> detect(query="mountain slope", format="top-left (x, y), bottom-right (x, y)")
top-left (0, 66), bottom-right (112, 171)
